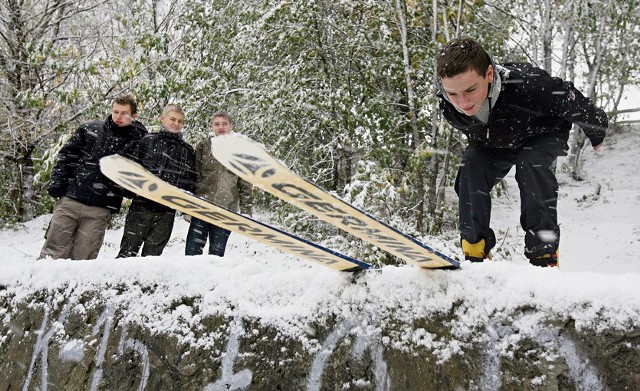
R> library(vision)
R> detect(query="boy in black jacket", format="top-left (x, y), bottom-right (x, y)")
top-left (117, 103), bottom-right (196, 258)
top-left (436, 37), bottom-right (608, 267)
top-left (40, 93), bottom-right (147, 260)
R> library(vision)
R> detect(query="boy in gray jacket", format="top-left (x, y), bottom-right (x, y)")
top-left (185, 113), bottom-right (252, 256)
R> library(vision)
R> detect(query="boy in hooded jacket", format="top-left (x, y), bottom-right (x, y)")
top-left (39, 93), bottom-right (147, 260)
top-left (436, 37), bottom-right (608, 267)
top-left (117, 103), bottom-right (197, 258)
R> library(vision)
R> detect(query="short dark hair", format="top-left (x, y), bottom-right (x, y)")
top-left (112, 93), bottom-right (138, 114)
top-left (436, 38), bottom-right (490, 79)
top-left (211, 112), bottom-right (232, 124)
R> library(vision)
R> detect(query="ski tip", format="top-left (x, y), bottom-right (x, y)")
top-left (432, 264), bottom-right (461, 271)
top-left (342, 266), bottom-right (368, 273)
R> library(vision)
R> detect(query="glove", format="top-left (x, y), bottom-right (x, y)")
top-left (183, 214), bottom-right (192, 223)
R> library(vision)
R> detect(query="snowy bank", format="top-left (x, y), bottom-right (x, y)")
top-left (1, 242), bottom-right (639, 390)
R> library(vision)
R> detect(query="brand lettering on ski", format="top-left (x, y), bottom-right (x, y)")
top-left (359, 228), bottom-right (435, 263)
top-left (272, 183), bottom-right (320, 200)
top-left (112, 169), bottom-right (339, 267)
top-left (249, 234), bottom-right (340, 266)
top-left (159, 194), bottom-right (338, 266)
top-left (222, 160), bottom-right (435, 263)
top-left (270, 183), bottom-right (435, 264)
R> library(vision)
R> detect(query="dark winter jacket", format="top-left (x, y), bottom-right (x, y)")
top-left (48, 115), bottom-right (148, 212)
top-left (129, 129), bottom-right (197, 213)
top-left (438, 62), bottom-right (608, 149)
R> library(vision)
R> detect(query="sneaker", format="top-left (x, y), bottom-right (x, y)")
top-left (529, 250), bottom-right (559, 268)
top-left (461, 239), bottom-right (491, 262)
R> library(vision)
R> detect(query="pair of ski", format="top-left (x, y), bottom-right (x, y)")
top-left (100, 134), bottom-right (459, 272)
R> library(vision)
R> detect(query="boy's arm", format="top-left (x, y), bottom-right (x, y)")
top-left (185, 148), bottom-right (198, 193)
top-left (545, 78), bottom-right (608, 148)
top-left (239, 179), bottom-right (253, 216)
top-left (195, 140), bottom-right (205, 182)
top-left (48, 125), bottom-right (86, 197)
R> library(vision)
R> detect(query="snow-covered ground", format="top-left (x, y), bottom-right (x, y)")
top-left (490, 127), bottom-right (640, 273)
top-left (1, 127), bottom-right (639, 338)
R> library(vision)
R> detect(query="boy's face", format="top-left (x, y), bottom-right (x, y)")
top-left (211, 116), bottom-right (232, 136)
top-left (161, 111), bottom-right (185, 133)
top-left (112, 103), bottom-right (137, 127)
top-left (440, 65), bottom-right (493, 116)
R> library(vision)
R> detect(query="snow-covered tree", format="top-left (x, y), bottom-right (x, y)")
top-left (0, 0), bottom-right (111, 224)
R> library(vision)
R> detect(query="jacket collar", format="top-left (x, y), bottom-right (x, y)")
top-left (158, 128), bottom-right (184, 141)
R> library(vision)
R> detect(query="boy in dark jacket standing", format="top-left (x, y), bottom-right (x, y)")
top-left (39, 93), bottom-right (147, 260)
top-left (436, 37), bottom-right (608, 267)
top-left (117, 103), bottom-right (197, 258)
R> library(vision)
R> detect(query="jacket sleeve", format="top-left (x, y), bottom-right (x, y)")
top-left (238, 179), bottom-right (253, 216)
top-left (543, 77), bottom-right (608, 147)
top-left (185, 148), bottom-right (198, 194)
top-left (195, 140), bottom-right (205, 183)
top-left (47, 126), bottom-right (86, 198)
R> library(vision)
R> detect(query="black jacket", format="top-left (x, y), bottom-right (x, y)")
top-left (129, 129), bottom-right (197, 212)
top-left (48, 115), bottom-right (148, 212)
top-left (439, 62), bottom-right (608, 149)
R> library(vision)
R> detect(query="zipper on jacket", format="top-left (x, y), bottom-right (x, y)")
top-left (485, 96), bottom-right (493, 139)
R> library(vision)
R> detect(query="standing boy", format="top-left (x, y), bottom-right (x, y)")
top-left (117, 103), bottom-right (196, 258)
top-left (436, 37), bottom-right (608, 267)
top-left (185, 113), bottom-right (252, 256)
top-left (40, 93), bottom-right (147, 260)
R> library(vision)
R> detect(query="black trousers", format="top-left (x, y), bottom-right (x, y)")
top-left (117, 203), bottom-right (175, 258)
top-left (455, 135), bottom-right (568, 259)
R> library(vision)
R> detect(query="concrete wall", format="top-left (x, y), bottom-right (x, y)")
top-left (1, 288), bottom-right (638, 391)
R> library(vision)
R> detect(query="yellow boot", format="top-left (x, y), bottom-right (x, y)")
top-left (461, 239), bottom-right (491, 262)
top-left (530, 249), bottom-right (559, 268)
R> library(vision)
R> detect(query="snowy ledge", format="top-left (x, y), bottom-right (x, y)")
top-left (2, 255), bottom-right (639, 390)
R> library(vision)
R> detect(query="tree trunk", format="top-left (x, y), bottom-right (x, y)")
top-left (570, 8), bottom-right (607, 180)
top-left (432, 123), bottom-right (453, 233)
top-left (394, 0), bottom-right (425, 232)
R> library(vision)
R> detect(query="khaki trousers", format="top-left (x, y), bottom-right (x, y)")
top-left (39, 197), bottom-right (111, 260)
